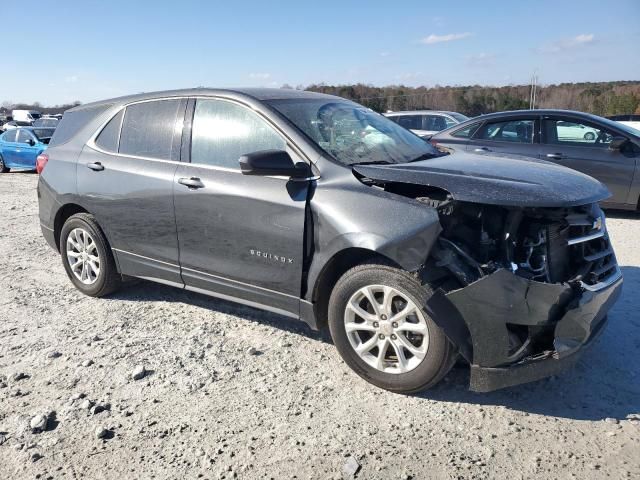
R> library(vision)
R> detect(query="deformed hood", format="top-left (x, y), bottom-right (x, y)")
top-left (352, 151), bottom-right (611, 207)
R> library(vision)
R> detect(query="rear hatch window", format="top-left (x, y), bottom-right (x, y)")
top-left (49, 104), bottom-right (112, 147)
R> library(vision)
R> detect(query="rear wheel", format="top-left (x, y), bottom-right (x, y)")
top-left (328, 263), bottom-right (455, 393)
top-left (0, 154), bottom-right (9, 173)
top-left (60, 213), bottom-right (121, 297)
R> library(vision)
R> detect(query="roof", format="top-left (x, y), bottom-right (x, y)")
top-left (70, 88), bottom-right (340, 112)
top-left (384, 110), bottom-right (462, 116)
top-left (475, 109), bottom-right (606, 119)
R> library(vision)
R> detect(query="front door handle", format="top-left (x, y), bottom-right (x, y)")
top-left (87, 162), bottom-right (104, 171)
top-left (546, 153), bottom-right (566, 160)
top-left (178, 177), bottom-right (205, 189)
top-left (474, 147), bottom-right (491, 153)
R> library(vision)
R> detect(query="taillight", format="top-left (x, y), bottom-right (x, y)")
top-left (36, 153), bottom-right (49, 174)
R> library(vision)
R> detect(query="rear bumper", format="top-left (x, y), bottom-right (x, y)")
top-left (427, 268), bottom-right (623, 392)
top-left (40, 222), bottom-right (57, 251)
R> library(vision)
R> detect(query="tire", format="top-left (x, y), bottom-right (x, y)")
top-left (0, 154), bottom-right (9, 173)
top-left (60, 213), bottom-right (121, 297)
top-left (584, 131), bottom-right (596, 141)
top-left (328, 262), bottom-right (456, 393)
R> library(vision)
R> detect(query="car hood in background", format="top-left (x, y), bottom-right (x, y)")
top-left (352, 151), bottom-right (610, 207)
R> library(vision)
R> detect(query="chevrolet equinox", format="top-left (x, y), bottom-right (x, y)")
top-left (37, 89), bottom-right (622, 392)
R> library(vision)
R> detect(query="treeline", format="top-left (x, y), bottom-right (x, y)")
top-left (0, 101), bottom-right (81, 115)
top-left (306, 81), bottom-right (640, 117)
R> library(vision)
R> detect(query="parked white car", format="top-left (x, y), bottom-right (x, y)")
top-left (607, 115), bottom-right (640, 133)
top-left (384, 110), bottom-right (469, 138)
top-left (556, 121), bottom-right (600, 141)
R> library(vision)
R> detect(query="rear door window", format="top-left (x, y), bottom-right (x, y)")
top-left (394, 115), bottom-right (423, 130)
top-left (423, 115), bottom-right (449, 131)
top-left (475, 119), bottom-right (535, 143)
top-left (2, 130), bottom-right (17, 142)
top-left (119, 99), bottom-right (184, 160)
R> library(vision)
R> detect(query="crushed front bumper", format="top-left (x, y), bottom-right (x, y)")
top-left (427, 268), bottom-right (623, 392)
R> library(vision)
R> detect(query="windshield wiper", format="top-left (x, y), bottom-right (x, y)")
top-left (350, 160), bottom-right (393, 166)
top-left (407, 152), bottom-right (442, 163)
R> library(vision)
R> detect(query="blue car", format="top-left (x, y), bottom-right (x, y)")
top-left (0, 127), bottom-right (54, 172)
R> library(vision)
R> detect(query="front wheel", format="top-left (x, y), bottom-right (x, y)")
top-left (584, 131), bottom-right (596, 141)
top-left (60, 213), bottom-right (122, 297)
top-left (328, 263), bottom-right (455, 393)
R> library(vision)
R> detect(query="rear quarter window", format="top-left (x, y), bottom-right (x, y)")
top-left (49, 104), bottom-right (112, 147)
top-left (95, 109), bottom-right (124, 153)
top-left (451, 122), bottom-right (481, 138)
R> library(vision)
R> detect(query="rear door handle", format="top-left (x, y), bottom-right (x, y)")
top-left (86, 162), bottom-right (104, 171)
top-left (546, 153), bottom-right (566, 160)
top-left (474, 147), bottom-right (491, 153)
top-left (178, 177), bottom-right (205, 189)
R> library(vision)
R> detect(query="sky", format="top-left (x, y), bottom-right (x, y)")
top-left (2, 0), bottom-right (639, 105)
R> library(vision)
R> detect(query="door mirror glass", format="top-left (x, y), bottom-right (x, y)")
top-left (609, 136), bottom-right (628, 150)
top-left (239, 150), bottom-right (310, 178)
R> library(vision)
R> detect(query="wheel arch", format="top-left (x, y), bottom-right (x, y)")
top-left (309, 247), bottom-right (400, 331)
top-left (53, 204), bottom-right (90, 251)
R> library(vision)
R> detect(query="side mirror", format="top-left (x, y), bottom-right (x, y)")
top-left (609, 136), bottom-right (628, 150)
top-left (239, 150), bottom-right (310, 178)
top-left (25, 138), bottom-right (36, 146)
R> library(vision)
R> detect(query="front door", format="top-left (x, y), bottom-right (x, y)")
top-left (77, 98), bottom-right (187, 285)
top-left (173, 97), bottom-right (309, 317)
top-left (15, 129), bottom-right (40, 168)
top-left (539, 116), bottom-right (636, 207)
top-left (466, 116), bottom-right (539, 158)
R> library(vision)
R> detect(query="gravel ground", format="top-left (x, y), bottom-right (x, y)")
top-left (0, 172), bottom-right (639, 479)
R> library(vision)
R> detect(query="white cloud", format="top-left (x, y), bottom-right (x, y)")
top-left (379, 51), bottom-right (391, 57)
top-left (539, 34), bottom-right (595, 53)
top-left (420, 32), bottom-right (472, 45)
top-left (64, 75), bottom-right (79, 83)
top-left (248, 72), bottom-right (271, 80)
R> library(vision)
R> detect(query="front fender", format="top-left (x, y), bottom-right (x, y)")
top-left (304, 182), bottom-right (441, 301)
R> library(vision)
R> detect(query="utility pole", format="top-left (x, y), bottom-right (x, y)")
top-left (529, 71), bottom-right (539, 109)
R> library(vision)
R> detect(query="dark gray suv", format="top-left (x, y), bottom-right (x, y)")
top-left (38, 89), bottom-right (622, 393)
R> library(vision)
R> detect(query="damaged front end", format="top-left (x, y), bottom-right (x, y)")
top-left (423, 200), bottom-right (622, 392)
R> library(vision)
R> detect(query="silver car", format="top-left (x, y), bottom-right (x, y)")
top-left (384, 110), bottom-right (469, 138)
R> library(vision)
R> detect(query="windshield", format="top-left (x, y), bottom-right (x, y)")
top-left (450, 112), bottom-right (470, 122)
top-left (30, 112), bottom-right (42, 120)
top-left (33, 118), bottom-right (58, 127)
top-left (267, 98), bottom-right (441, 165)
top-left (32, 128), bottom-right (55, 140)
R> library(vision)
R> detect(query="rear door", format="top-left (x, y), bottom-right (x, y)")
top-left (466, 116), bottom-right (540, 158)
top-left (78, 98), bottom-right (187, 285)
top-left (539, 115), bottom-right (636, 207)
top-left (173, 97), bottom-right (310, 317)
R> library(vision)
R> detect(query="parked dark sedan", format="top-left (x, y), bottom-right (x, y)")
top-left (430, 109), bottom-right (640, 210)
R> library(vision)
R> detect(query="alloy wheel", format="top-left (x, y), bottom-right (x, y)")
top-left (66, 227), bottom-right (101, 285)
top-left (344, 284), bottom-right (429, 374)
